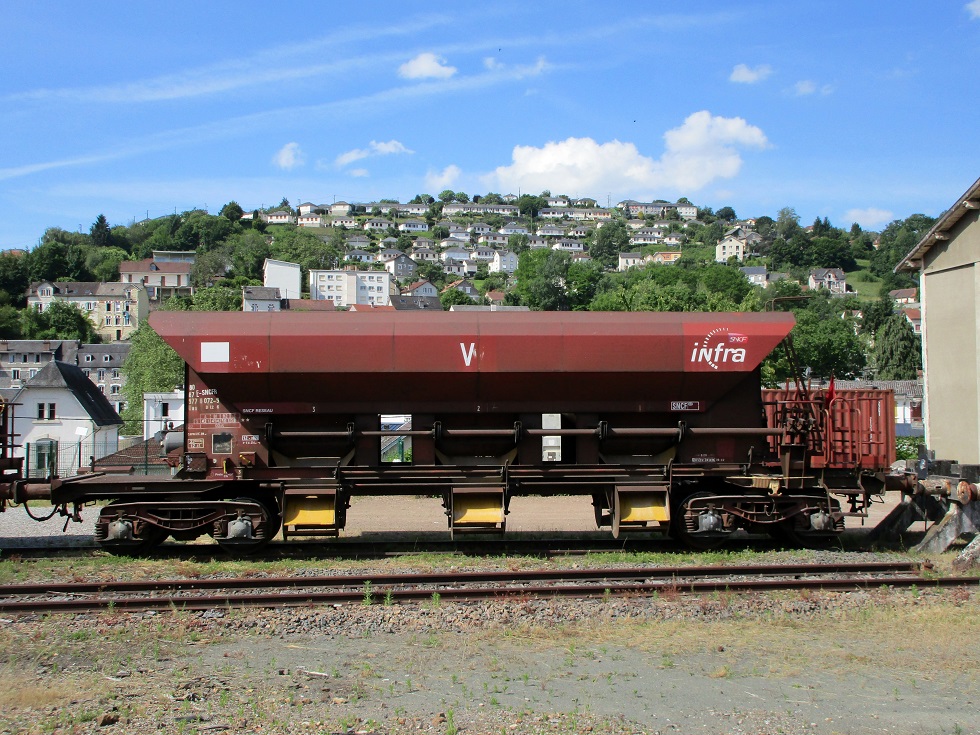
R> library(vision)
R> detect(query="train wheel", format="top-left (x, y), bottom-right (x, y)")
top-left (671, 491), bottom-right (729, 550)
top-left (213, 497), bottom-right (281, 555)
top-left (96, 503), bottom-right (169, 556)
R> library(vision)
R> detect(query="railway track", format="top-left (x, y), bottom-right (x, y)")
top-left (2, 561), bottom-right (976, 614)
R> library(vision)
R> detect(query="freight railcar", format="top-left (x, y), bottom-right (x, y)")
top-left (1, 310), bottom-right (895, 552)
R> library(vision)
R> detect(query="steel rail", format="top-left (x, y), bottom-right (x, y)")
top-left (0, 561), bottom-right (921, 598)
top-left (0, 574), bottom-right (976, 615)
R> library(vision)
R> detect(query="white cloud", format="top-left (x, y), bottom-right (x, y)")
top-left (845, 207), bottom-right (894, 229)
top-left (335, 140), bottom-right (414, 167)
top-left (730, 63), bottom-right (772, 83)
top-left (484, 57), bottom-right (504, 70)
top-left (349, 168), bottom-right (369, 178)
top-left (398, 52), bottom-right (457, 79)
top-left (968, 1), bottom-right (980, 19)
top-left (793, 80), bottom-right (834, 96)
top-left (425, 164), bottom-right (461, 190)
top-left (272, 142), bottom-right (304, 170)
top-left (484, 111), bottom-right (768, 195)
top-left (795, 80), bottom-right (816, 96)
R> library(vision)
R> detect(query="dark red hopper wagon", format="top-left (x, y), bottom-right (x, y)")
top-left (1, 309), bottom-right (893, 552)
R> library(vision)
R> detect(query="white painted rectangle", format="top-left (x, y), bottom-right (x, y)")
top-left (201, 342), bottom-right (230, 363)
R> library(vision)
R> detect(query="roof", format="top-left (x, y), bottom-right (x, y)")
top-left (897, 175), bottom-right (980, 272)
top-left (243, 287), bottom-right (281, 300)
top-left (118, 259), bottom-right (192, 274)
top-left (389, 295), bottom-right (442, 310)
top-left (17, 361), bottom-right (123, 426)
top-left (92, 436), bottom-right (172, 472)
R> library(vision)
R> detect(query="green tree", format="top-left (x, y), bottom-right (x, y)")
top-left (715, 206), bottom-right (736, 222)
top-left (120, 322), bottom-right (185, 434)
top-left (90, 214), bottom-right (111, 248)
top-left (440, 287), bottom-right (476, 309)
top-left (0, 251), bottom-right (28, 304)
top-left (587, 220), bottom-right (630, 268)
top-left (190, 249), bottom-right (230, 288)
top-left (873, 314), bottom-right (922, 380)
top-left (219, 201), bottom-right (244, 221)
top-left (20, 301), bottom-right (98, 342)
top-left (438, 190), bottom-right (456, 203)
top-left (86, 246), bottom-right (128, 282)
top-left (512, 249), bottom-right (572, 310)
top-left (517, 194), bottom-right (547, 219)
top-left (192, 286), bottom-right (242, 311)
top-left (0, 305), bottom-right (22, 338)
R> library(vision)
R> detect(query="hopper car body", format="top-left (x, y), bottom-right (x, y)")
top-left (1, 310), bottom-right (895, 552)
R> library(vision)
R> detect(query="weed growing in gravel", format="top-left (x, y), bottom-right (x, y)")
top-left (362, 580), bottom-right (374, 605)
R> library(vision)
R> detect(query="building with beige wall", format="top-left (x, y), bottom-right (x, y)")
top-left (897, 175), bottom-right (980, 464)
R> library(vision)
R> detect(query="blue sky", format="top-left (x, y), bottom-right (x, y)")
top-left (2, 1), bottom-right (979, 249)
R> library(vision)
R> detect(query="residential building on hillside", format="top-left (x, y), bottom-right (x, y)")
top-left (297, 212), bottom-right (325, 228)
top-left (618, 253), bottom-right (645, 271)
top-left (76, 343), bottom-right (129, 412)
top-left (715, 236), bottom-right (747, 263)
top-left (10, 361), bottom-right (123, 479)
top-left (263, 209), bottom-right (296, 225)
top-left (243, 286), bottom-right (282, 312)
top-left (0, 340), bottom-right (129, 413)
top-left (403, 280), bottom-right (439, 298)
top-left (383, 254), bottom-right (418, 280)
top-left (143, 389), bottom-right (185, 441)
top-left (27, 282), bottom-right (148, 342)
top-left (808, 268), bottom-right (847, 294)
top-left (309, 269), bottom-right (394, 307)
top-left (489, 250), bottom-right (518, 274)
top-left (118, 258), bottom-right (193, 302)
top-left (264, 258), bottom-right (302, 299)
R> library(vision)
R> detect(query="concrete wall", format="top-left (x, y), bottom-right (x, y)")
top-left (921, 208), bottom-right (980, 463)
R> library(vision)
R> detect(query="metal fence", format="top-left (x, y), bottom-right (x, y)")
top-left (23, 436), bottom-right (168, 479)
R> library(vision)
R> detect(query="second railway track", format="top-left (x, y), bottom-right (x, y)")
top-left (3, 561), bottom-right (977, 615)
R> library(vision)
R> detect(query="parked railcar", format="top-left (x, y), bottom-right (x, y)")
top-left (1, 311), bottom-right (895, 552)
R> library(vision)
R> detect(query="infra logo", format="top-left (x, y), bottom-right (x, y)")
top-left (690, 327), bottom-right (748, 370)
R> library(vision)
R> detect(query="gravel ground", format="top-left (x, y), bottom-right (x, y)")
top-left (2, 496), bottom-right (977, 735)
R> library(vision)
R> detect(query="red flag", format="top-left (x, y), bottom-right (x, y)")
top-left (825, 375), bottom-right (836, 407)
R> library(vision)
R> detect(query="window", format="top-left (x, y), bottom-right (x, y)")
top-left (161, 403), bottom-right (169, 417)
top-left (110, 385), bottom-right (120, 395)
top-left (103, 355), bottom-right (111, 362)
top-left (36, 403), bottom-right (55, 420)
top-left (85, 354), bottom-right (94, 363)
top-left (11, 369), bottom-right (19, 380)
top-left (97, 369), bottom-right (106, 381)
top-left (29, 369), bottom-right (37, 378)
top-left (7, 354), bottom-right (14, 363)
top-left (34, 354), bottom-right (40, 363)
top-left (34, 439), bottom-right (56, 476)
top-left (111, 369), bottom-right (120, 379)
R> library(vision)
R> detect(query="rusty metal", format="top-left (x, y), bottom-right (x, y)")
top-left (2, 562), bottom-right (974, 615)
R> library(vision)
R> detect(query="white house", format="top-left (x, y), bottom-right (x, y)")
top-left (242, 286), bottom-right (282, 312)
top-left (490, 250), bottom-right (518, 274)
top-left (398, 220), bottom-right (428, 233)
top-left (309, 269), bottom-right (394, 307)
top-left (715, 236), bottom-right (747, 263)
top-left (297, 213), bottom-right (325, 228)
top-left (403, 280), bottom-right (439, 298)
top-left (13, 361), bottom-right (122, 478)
top-left (263, 259), bottom-right (302, 299)
top-left (143, 388), bottom-right (186, 441)
top-left (618, 253), bottom-right (645, 271)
